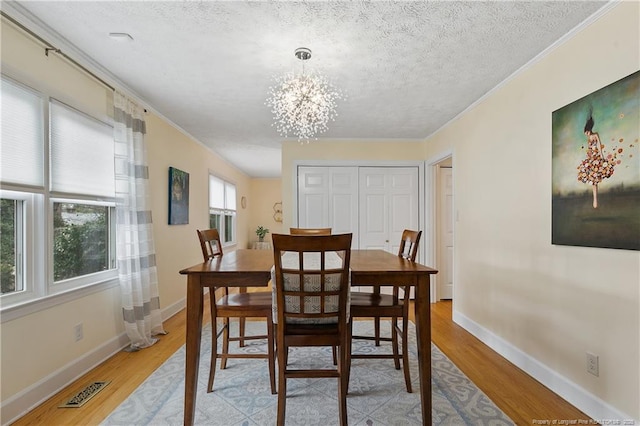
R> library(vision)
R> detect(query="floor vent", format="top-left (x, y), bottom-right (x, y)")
top-left (59, 381), bottom-right (110, 408)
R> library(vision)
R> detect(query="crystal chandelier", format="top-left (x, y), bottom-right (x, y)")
top-left (266, 48), bottom-right (343, 142)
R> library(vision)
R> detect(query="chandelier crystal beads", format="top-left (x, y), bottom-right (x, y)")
top-left (266, 48), bottom-right (343, 142)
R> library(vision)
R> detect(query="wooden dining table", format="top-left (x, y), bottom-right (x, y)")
top-left (179, 248), bottom-right (438, 425)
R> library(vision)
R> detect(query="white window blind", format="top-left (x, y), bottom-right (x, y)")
top-left (209, 175), bottom-right (225, 209)
top-left (50, 100), bottom-right (114, 198)
top-left (225, 182), bottom-right (236, 210)
top-left (0, 78), bottom-right (44, 187)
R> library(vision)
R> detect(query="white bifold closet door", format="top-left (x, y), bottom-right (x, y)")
top-left (297, 165), bottom-right (420, 294)
top-left (297, 166), bottom-right (359, 248)
top-left (358, 166), bottom-right (419, 295)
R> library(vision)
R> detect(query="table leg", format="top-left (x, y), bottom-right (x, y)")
top-left (184, 276), bottom-right (204, 426)
top-left (415, 274), bottom-right (432, 425)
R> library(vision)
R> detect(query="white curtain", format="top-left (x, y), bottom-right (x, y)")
top-left (114, 92), bottom-right (166, 350)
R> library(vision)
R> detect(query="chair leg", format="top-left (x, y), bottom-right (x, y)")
top-left (332, 345), bottom-right (338, 365)
top-left (238, 288), bottom-right (247, 347)
top-left (391, 316), bottom-right (401, 370)
top-left (208, 291), bottom-right (219, 393)
top-left (208, 316), bottom-right (219, 393)
top-left (338, 322), bottom-right (350, 426)
top-left (239, 317), bottom-right (246, 347)
top-left (220, 318), bottom-right (230, 370)
top-left (346, 320), bottom-right (353, 394)
top-left (267, 318), bottom-right (276, 395)
top-left (276, 345), bottom-right (287, 426)
top-left (373, 287), bottom-right (381, 346)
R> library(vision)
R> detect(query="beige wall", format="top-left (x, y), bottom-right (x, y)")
top-left (1, 20), bottom-right (121, 404)
top-left (145, 113), bottom-right (252, 305)
top-left (425, 2), bottom-right (639, 419)
top-left (247, 178), bottom-right (284, 245)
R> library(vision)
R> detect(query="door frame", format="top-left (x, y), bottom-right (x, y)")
top-left (425, 149), bottom-right (454, 303)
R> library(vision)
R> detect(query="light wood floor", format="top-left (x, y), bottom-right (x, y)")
top-left (12, 300), bottom-right (589, 425)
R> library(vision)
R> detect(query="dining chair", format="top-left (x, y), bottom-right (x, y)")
top-left (289, 227), bottom-right (332, 235)
top-left (349, 229), bottom-right (422, 393)
top-left (196, 229), bottom-right (276, 394)
top-left (271, 233), bottom-right (353, 426)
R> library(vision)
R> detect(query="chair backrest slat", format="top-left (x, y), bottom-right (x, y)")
top-left (398, 229), bottom-right (422, 262)
top-left (197, 229), bottom-right (223, 261)
top-left (272, 233), bottom-right (352, 328)
top-left (290, 227), bottom-right (332, 235)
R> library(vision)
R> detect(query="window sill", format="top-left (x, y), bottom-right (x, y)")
top-left (0, 278), bottom-right (119, 323)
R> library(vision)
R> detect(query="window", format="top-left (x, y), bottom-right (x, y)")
top-left (0, 190), bottom-right (40, 304)
top-left (209, 175), bottom-right (236, 245)
top-left (49, 99), bottom-right (116, 291)
top-left (53, 201), bottom-right (116, 282)
top-left (0, 76), bottom-right (116, 309)
top-left (0, 198), bottom-right (21, 295)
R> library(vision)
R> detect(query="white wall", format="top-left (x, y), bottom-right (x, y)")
top-left (0, 17), bottom-right (252, 423)
top-left (425, 2), bottom-right (639, 420)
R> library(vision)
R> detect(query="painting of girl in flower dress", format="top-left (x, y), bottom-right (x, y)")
top-left (552, 70), bottom-right (639, 250)
top-left (577, 113), bottom-right (617, 209)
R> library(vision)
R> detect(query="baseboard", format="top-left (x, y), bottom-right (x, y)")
top-left (161, 296), bottom-right (186, 322)
top-left (1, 297), bottom-right (187, 426)
top-left (452, 309), bottom-right (637, 424)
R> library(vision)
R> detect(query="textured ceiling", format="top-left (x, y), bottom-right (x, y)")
top-left (7, 1), bottom-right (608, 177)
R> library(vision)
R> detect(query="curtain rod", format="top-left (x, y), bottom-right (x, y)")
top-left (1, 10), bottom-right (115, 92)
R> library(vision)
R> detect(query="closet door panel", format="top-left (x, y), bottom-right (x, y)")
top-left (297, 166), bottom-right (358, 245)
top-left (359, 192), bottom-right (388, 250)
top-left (359, 166), bottom-right (419, 295)
top-left (298, 167), bottom-right (329, 228)
top-left (329, 167), bottom-right (359, 243)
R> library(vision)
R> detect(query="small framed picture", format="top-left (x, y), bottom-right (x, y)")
top-left (168, 167), bottom-right (189, 225)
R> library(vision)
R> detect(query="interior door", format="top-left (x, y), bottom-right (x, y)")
top-left (359, 167), bottom-right (419, 250)
top-left (298, 164), bottom-right (419, 294)
top-left (389, 171), bottom-right (420, 254)
top-left (297, 167), bottom-right (329, 228)
top-left (358, 167), bottom-right (419, 294)
top-left (328, 167), bottom-right (358, 240)
top-left (358, 169), bottom-right (388, 251)
top-left (297, 166), bottom-right (358, 247)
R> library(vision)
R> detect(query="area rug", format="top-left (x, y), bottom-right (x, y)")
top-left (102, 320), bottom-right (514, 425)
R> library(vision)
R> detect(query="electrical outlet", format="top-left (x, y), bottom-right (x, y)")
top-left (74, 323), bottom-right (83, 342)
top-left (586, 352), bottom-right (599, 376)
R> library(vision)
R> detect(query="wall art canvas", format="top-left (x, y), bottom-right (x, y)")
top-left (168, 167), bottom-right (189, 225)
top-left (552, 70), bottom-right (639, 250)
